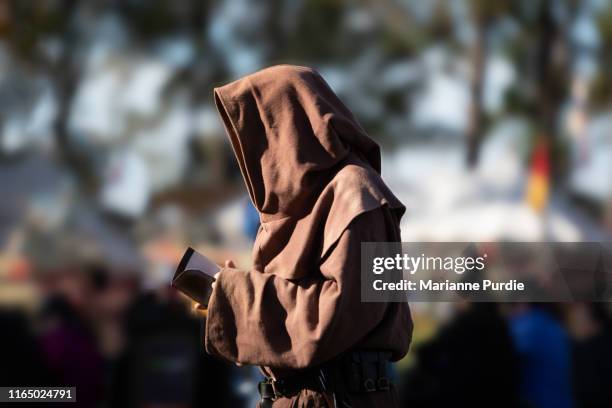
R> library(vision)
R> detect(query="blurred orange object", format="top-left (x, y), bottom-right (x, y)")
top-left (525, 137), bottom-right (550, 213)
top-left (8, 257), bottom-right (31, 281)
top-left (0, 254), bottom-right (31, 281)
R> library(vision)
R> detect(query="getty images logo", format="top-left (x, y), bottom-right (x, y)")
top-left (372, 253), bottom-right (488, 275)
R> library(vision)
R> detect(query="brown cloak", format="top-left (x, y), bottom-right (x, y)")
top-left (206, 65), bottom-right (412, 406)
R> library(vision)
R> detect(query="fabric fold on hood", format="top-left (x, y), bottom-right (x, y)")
top-left (214, 64), bottom-right (405, 278)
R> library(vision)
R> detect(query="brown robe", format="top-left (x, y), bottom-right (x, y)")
top-left (206, 65), bottom-right (412, 407)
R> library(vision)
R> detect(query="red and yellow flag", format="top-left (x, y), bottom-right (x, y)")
top-left (525, 137), bottom-right (550, 213)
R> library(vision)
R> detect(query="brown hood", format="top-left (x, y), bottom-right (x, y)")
top-left (214, 65), bottom-right (404, 277)
top-left (214, 64), bottom-right (383, 220)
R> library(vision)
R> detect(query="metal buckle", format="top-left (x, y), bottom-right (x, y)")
top-left (377, 377), bottom-right (390, 391)
top-left (270, 378), bottom-right (285, 399)
top-left (258, 380), bottom-right (277, 402)
top-left (363, 378), bottom-right (376, 392)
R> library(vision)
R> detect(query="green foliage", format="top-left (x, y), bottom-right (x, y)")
top-left (284, 0), bottom-right (345, 61)
top-left (592, 3), bottom-right (612, 108)
top-left (121, 0), bottom-right (207, 38)
top-left (469, 0), bottom-right (512, 22)
top-left (5, 0), bottom-right (70, 60)
top-left (589, 71), bottom-right (612, 109)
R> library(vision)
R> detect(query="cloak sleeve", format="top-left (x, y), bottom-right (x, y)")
top-left (204, 207), bottom-right (393, 369)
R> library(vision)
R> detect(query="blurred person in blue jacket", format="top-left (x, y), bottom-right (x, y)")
top-left (509, 303), bottom-right (573, 408)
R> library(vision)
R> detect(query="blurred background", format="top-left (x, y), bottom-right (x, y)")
top-left (0, 0), bottom-right (611, 407)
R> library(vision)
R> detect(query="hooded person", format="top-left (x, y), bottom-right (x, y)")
top-left (206, 65), bottom-right (412, 407)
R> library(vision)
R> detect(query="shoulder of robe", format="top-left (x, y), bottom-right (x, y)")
top-left (256, 163), bottom-right (404, 279)
top-left (317, 163), bottom-right (405, 258)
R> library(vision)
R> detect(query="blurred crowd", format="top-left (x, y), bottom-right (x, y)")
top-left (1, 0), bottom-right (612, 407)
top-left (0, 260), bottom-right (240, 407)
top-left (2, 207), bottom-right (612, 407)
top-left (403, 301), bottom-right (612, 408)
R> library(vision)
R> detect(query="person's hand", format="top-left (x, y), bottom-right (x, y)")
top-left (194, 260), bottom-right (234, 314)
top-left (211, 259), bottom-right (235, 290)
top-left (191, 301), bottom-right (207, 317)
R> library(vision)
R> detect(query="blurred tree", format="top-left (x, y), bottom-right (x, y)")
top-left (502, 0), bottom-right (571, 184)
top-left (466, 0), bottom-right (511, 167)
top-left (590, 3), bottom-right (612, 109)
top-left (533, 0), bottom-right (571, 184)
top-left (0, 0), bottom-right (97, 186)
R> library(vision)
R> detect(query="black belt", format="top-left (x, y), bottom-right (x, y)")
top-left (258, 368), bottom-right (328, 399)
top-left (258, 350), bottom-right (392, 406)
